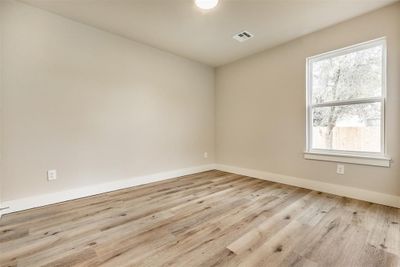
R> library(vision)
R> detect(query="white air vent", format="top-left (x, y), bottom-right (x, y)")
top-left (233, 31), bottom-right (254, 42)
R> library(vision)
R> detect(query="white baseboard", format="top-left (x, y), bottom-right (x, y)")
top-left (2, 163), bottom-right (398, 216)
top-left (216, 164), bottom-right (400, 208)
top-left (1, 164), bottom-right (216, 215)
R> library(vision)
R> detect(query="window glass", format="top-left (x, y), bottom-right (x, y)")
top-left (312, 102), bottom-right (381, 152)
top-left (312, 46), bottom-right (382, 104)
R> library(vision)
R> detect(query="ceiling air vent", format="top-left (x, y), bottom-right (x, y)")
top-left (233, 31), bottom-right (254, 42)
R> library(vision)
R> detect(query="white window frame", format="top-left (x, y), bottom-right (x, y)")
top-left (304, 38), bottom-right (391, 167)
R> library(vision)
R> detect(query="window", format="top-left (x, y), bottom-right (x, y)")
top-left (305, 38), bottom-right (390, 167)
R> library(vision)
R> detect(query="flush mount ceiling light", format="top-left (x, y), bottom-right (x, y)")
top-left (195, 0), bottom-right (219, 10)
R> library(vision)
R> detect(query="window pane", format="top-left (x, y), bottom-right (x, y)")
top-left (312, 102), bottom-right (381, 152)
top-left (312, 45), bottom-right (382, 104)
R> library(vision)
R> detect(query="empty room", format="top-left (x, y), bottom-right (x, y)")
top-left (0, 0), bottom-right (399, 266)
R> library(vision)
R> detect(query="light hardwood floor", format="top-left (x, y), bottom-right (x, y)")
top-left (1, 170), bottom-right (399, 267)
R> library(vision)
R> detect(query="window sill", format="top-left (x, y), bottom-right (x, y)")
top-left (304, 151), bottom-right (391, 167)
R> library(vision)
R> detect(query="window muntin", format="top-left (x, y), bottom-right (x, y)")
top-left (307, 39), bottom-right (386, 156)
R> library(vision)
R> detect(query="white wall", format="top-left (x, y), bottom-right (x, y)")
top-left (0, 1), bottom-right (4, 210)
top-left (216, 3), bottom-right (400, 197)
top-left (1, 0), bottom-right (215, 201)
top-left (2, 0), bottom-right (400, 210)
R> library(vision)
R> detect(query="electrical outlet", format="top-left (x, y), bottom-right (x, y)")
top-left (47, 170), bottom-right (57, 181)
top-left (336, 164), bottom-right (345, 175)
top-left (203, 152), bottom-right (208, 159)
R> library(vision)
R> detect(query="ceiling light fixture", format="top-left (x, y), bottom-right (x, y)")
top-left (195, 0), bottom-right (219, 10)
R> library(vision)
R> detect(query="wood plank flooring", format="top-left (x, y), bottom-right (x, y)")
top-left (1, 170), bottom-right (399, 267)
